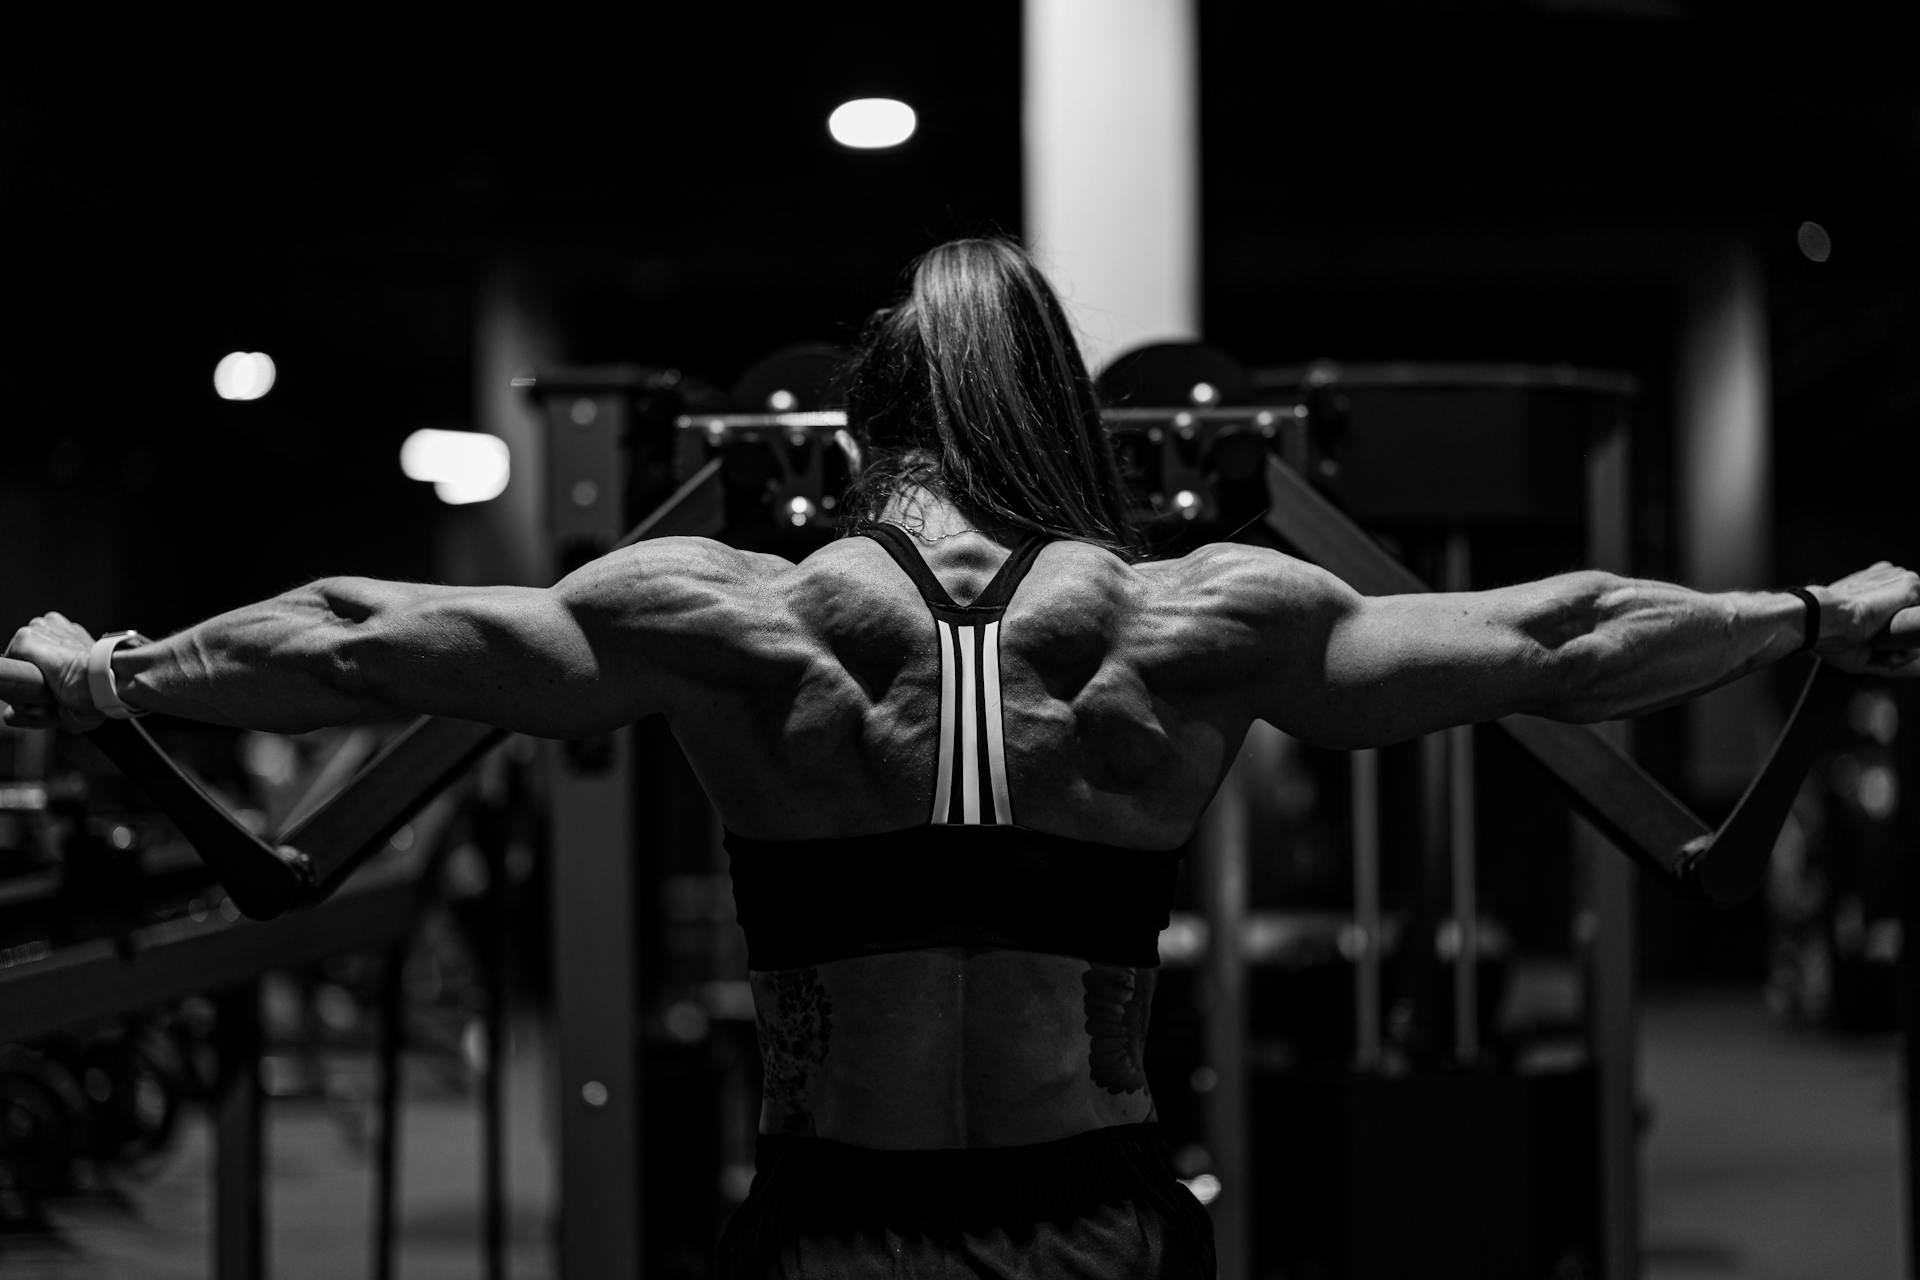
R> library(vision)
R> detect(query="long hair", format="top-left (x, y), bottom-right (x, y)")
top-left (840, 237), bottom-right (1141, 557)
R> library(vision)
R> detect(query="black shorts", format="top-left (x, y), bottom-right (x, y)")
top-left (715, 1121), bottom-right (1216, 1279)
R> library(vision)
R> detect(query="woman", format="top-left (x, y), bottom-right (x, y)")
top-left (9, 237), bottom-right (1918, 1277)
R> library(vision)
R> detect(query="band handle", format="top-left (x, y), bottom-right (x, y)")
top-left (0, 656), bottom-right (52, 706)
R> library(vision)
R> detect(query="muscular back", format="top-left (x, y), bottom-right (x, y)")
top-left (318, 517), bottom-right (1572, 1145)
top-left (668, 535), bottom-right (1262, 848)
top-left (643, 532), bottom-right (1271, 1148)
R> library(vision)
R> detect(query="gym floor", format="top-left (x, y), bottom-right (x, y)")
top-left (0, 988), bottom-right (1902, 1280)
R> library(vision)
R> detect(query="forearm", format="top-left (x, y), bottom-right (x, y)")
top-left (1553, 573), bottom-right (1807, 722)
top-left (114, 581), bottom-right (394, 732)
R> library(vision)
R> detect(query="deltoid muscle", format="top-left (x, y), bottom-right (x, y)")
top-left (1082, 964), bottom-right (1156, 1095)
top-left (756, 968), bottom-right (833, 1135)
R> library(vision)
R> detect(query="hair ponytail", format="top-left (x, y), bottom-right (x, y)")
top-left (841, 237), bottom-right (1141, 558)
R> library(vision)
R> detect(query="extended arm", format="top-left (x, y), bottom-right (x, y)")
top-left (1228, 549), bottom-right (1920, 749)
top-left (6, 537), bottom-right (797, 739)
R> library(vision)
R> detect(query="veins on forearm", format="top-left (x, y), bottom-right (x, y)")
top-left (1567, 583), bottom-right (1790, 722)
top-left (126, 588), bottom-right (386, 730)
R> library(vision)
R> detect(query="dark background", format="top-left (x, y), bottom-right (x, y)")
top-left (5, 3), bottom-right (1916, 628)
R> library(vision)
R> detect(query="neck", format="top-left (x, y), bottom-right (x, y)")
top-left (876, 487), bottom-right (1012, 544)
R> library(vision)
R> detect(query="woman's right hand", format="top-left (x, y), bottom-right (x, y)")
top-left (1813, 563), bottom-right (1920, 675)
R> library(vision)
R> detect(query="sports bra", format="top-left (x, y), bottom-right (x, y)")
top-left (724, 523), bottom-right (1187, 971)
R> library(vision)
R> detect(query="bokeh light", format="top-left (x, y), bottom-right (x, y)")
top-left (213, 351), bottom-right (277, 400)
top-left (399, 428), bottom-right (511, 505)
top-left (828, 98), bottom-right (917, 149)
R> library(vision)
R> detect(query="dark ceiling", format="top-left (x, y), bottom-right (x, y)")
top-left (3, 2), bottom-right (1915, 624)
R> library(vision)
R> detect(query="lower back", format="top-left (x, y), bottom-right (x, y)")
top-left (750, 947), bottom-right (1159, 1149)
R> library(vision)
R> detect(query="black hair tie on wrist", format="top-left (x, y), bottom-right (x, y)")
top-left (1786, 587), bottom-right (1820, 654)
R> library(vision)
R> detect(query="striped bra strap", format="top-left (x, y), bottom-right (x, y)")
top-left (860, 523), bottom-right (1050, 827)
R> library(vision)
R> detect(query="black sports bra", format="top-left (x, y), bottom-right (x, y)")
top-left (724, 524), bottom-right (1186, 971)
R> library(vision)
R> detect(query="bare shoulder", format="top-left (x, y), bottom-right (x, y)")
top-left (997, 540), bottom-right (1351, 696)
top-left (549, 536), bottom-right (822, 702)
top-left (1035, 540), bottom-right (1348, 641)
top-left (1124, 542), bottom-right (1352, 684)
top-left (1130, 541), bottom-right (1348, 613)
top-left (555, 535), bottom-right (931, 659)
top-left (554, 536), bottom-right (796, 632)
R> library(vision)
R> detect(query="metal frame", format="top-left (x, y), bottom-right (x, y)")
top-left (1581, 401), bottom-right (1639, 1280)
top-left (520, 370), bottom-right (729, 1280)
top-left (0, 824), bottom-right (436, 1275)
top-left (1229, 389), bottom-right (1629, 1278)
top-left (539, 379), bottom-right (644, 1280)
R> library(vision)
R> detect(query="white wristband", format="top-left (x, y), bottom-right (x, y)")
top-left (87, 631), bottom-right (153, 720)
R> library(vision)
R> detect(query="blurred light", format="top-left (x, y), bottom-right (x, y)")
top-left (1181, 1174), bottom-right (1222, 1205)
top-left (1189, 1065), bottom-right (1218, 1094)
top-left (663, 1000), bottom-right (710, 1043)
top-left (1797, 221), bottom-right (1832, 263)
top-left (213, 351), bottom-right (277, 401)
top-left (1171, 1143), bottom-right (1211, 1178)
top-left (1859, 763), bottom-right (1897, 820)
top-left (1850, 690), bottom-right (1898, 745)
top-left (1173, 489), bottom-right (1200, 519)
top-left (1189, 381), bottom-right (1217, 405)
top-left (768, 389), bottom-right (797, 411)
top-left (462, 1018), bottom-right (487, 1072)
top-left (400, 429), bottom-right (511, 505)
top-left (829, 98), bottom-right (917, 149)
top-left (1157, 913), bottom-right (1208, 964)
top-left (788, 495), bottom-right (816, 527)
top-left (721, 1163), bottom-right (756, 1204)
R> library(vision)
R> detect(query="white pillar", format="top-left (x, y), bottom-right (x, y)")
top-left (1023, 0), bottom-right (1200, 373)
top-left (1677, 239), bottom-right (1774, 801)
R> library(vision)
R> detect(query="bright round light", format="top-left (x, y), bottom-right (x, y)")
top-left (828, 98), bottom-right (917, 150)
top-left (399, 429), bottom-right (511, 505)
top-left (213, 351), bottom-right (277, 401)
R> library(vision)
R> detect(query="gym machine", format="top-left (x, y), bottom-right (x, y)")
top-left (0, 363), bottom-right (1851, 1278)
top-left (1233, 363), bottom-right (1646, 1280)
top-left (0, 725), bottom-right (495, 1277)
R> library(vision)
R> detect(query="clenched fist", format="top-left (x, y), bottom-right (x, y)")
top-left (4, 613), bottom-right (104, 733)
